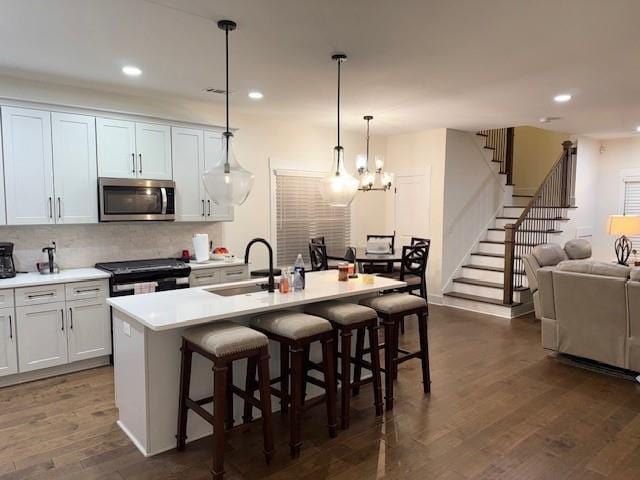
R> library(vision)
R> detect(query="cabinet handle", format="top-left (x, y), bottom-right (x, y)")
top-left (69, 307), bottom-right (73, 330)
top-left (8, 314), bottom-right (12, 340)
top-left (131, 153), bottom-right (135, 173)
top-left (138, 153), bottom-right (142, 174)
top-left (76, 288), bottom-right (100, 294)
top-left (57, 197), bottom-right (62, 219)
top-left (48, 197), bottom-right (53, 218)
top-left (60, 309), bottom-right (64, 331)
top-left (27, 292), bottom-right (55, 299)
top-left (207, 199), bottom-right (211, 216)
top-left (202, 200), bottom-right (205, 216)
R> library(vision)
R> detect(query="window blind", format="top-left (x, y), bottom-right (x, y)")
top-left (275, 171), bottom-right (351, 267)
top-left (623, 180), bottom-right (640, 247)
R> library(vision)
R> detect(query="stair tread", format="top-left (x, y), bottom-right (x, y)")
top-left (471, 252), bottom-right (522, 259)
top-left (453, 277), bottom-right (529, 292)
top-left (484, 146), bottom-right (495, 150)
top-left (488, 227), bottom-right (563, 234)
top-left (512, 194), bottom-right (533, 198)
top-left (444, 291), bottom-right (522, 307)
top-left (504, 205), bottom-right (577, 209)
top-left (479, 240), bottom-right (537, 247)
top-left (476, 133), bottom-right (488, 137)
top-left (496, 216), bottom-right (569, 221)
top-left (463, 264), bottom-right (525, 275)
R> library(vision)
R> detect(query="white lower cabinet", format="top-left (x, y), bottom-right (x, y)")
top-left (16, 301), bottom-right (68, 373)
top-left (0, 308), bottom-right (17, 377)
top-left (67, 298), bottom-right (111, 362)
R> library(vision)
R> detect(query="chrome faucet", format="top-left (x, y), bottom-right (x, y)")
top-left (244, 238), bottom-right (275, 293)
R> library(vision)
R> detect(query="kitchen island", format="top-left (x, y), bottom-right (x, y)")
top-left (108, 270), bottom-right (405, 456)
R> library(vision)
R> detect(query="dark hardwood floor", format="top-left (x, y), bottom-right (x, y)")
top-left (1, 305), bottom-right (639, 479)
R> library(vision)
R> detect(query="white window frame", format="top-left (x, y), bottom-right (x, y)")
top-left (270, 168), bottom-right (353, 266)
top-left (618, 168), bottom-right (640, 247)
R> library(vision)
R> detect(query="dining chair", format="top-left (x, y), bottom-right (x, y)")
top-left (411, 237), bottom-right (431, 248)
top-left (309, 243), bottom-right (329, 271)
top-left (366, 234), bottom-right (395, 254)
top-left (310, 236), bottom-right (326, 245)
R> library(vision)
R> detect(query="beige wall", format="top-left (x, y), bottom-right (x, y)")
top-left (0, 75), bottom-right (386, 271)
top-left (384, 128), bottom-right (447, 299)
top-left (512, 126), bottom-right (571, 194)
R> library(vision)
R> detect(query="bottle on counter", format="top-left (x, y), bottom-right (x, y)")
top-left (279, 267), bottom-right (290, 293)
top-left (293, 254), bottom-right (306, 290)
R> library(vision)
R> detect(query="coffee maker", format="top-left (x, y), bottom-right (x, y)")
top-left (0, 242), bottom-right (16, 279)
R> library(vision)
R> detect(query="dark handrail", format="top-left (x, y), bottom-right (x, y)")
top-left (503, 140), bottom-right (575, 304)
top-left (477, 127), bottom-right (515, 183)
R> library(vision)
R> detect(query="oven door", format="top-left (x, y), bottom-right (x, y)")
top-left (99, 178), bottom-right (175, 222)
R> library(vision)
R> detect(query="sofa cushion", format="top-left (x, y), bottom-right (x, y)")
top-left (557, 259), bottom-right (630, 278)
top-left (532, 244), bottom-right (567, 267)
top-left (631, 267), bottom-right (640, 282)
top-left (522, 254), bottom-right (541, 292)
top-left (564, 239), bottom-right (592, 260)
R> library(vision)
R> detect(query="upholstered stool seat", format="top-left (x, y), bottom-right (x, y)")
top-left (305, 301), bottom-right (377, 326)
top-left (177, 322), bottom-right (274, 480)
top-left (305, 301), bottom-right (383, 429)
top-left (250, 311), bottom-right (332, 340)
top-left (183, 322), bottom-right (268, 357)
top-left (246, 310), bottom-right (337, 459)
top-left (360, 293), bottom-right (426, 315)
top-left (358, 293), bottom-right (430, 411)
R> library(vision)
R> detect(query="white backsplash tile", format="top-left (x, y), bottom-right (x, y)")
top-left (0, 223), bottom-right (223, 272)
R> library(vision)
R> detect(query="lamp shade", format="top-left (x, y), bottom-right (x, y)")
top-left (320, 146), bottom-right (359, 207)
top-left (202, 136), bottom-right (254, 207)
top-left (607, 215), bottom-right (640, 236)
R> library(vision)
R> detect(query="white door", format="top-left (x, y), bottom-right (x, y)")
top-left (2, 107), bottom-right (55, 225)
top-left (96, 118), bottom-right (136, 178)
top-left (394, 174), bottom-right (429, 246)
top-left (67, 298), bottom-right (111, 362)
top-left (0, 308), bottom-right (17, 377)
top-left (16, 302), bottom-right (67, 372)
top-left (204, 131), bottom-right (234, 221)
top-left (51, 112), bottom-right (98, 224)
top-left (172, 127), bottom-right (205, 222)
top-left (135, 122), bottom-right (172, 180)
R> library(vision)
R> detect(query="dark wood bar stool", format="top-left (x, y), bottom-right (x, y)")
top-left (176, 322), bottom-right (274, 480)
top-left (304, 301), bottom-right (383, 429)
top-left (246, 311), bottom-right (338, 459)
top-left (358, 293), bottom-right (430, 411)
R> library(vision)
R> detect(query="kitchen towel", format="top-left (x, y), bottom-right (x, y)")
top-left (134, 282), bottom-right (158, 295)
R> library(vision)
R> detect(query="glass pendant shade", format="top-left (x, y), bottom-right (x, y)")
top-left (320, 147), bottom-right (359, 207)
top-left (202, 136), bottom-right (254, 207)
top-left (355, 153), bottom-right (367, 174)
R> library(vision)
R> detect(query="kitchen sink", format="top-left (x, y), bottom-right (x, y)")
top-left (206, 284), bottom-right (269, 297)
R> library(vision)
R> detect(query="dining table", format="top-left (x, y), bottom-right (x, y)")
top-left (326, 247), bottom-right (403, 264)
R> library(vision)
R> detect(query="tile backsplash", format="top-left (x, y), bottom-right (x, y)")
top-left (0, 223), bottom-right (223, 272)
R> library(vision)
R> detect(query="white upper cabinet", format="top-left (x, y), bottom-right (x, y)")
top-left (51, 112), bottom-right (98, 224)
top-left (135, 123), bottom-right (172, 180)
top-left (2, 107), bottom-right (55, 225)
top-left (0, 308), bottom-right (17, 377)
top-left (96, 118), bottom-right (136, 178)
top-left (172, 127), bottom-right (206, 222)
top-left (0, 122), bottom-right (6, 226)
top-left (96, 118), bottom-right (171, 180)
top-left (203, 131), bottom-right (234, 222)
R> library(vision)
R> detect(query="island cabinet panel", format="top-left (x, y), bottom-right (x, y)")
top-left (16, 301), bottom-right (68, 373)
top-left (67, 298), bottom-right (111, 362)
top-left (2, 106), bottom-right (55, 225)
top-left (0, 308), bottom-right (17, 377)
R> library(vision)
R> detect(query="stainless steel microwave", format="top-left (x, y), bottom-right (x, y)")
top-left (98, 178), bottom-right (176, 222)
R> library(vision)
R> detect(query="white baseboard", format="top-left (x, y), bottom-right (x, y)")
top-left (0, 356), bottom-right (110, 388)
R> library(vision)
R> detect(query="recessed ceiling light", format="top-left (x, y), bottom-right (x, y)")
top-left (540, 116), bottom-right (563, 123)
top-left (122, 65), bottom-right (142, 77)
top-left (248, 91), bottom-right (263, 100)
top-left (553, 93), bottom-right (572, 103)
top-left (636, 126), bottom-right (640, 133)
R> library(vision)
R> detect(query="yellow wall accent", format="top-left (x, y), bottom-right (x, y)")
top-left (513, 126), bottom-right (571, 194)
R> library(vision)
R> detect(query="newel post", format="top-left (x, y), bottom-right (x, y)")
top-left (503, 224), bottom-right (516, 305)
top-left (560, 140), bottom-right (573, 208)
top-left (505, 127), bottom-right (515, 186)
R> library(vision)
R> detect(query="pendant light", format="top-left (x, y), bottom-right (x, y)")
top-left (202, 20), bottom-right (255, 207)
top-left (320, 54), bottom-right (359, 207)
top-left (356, 115), bottom-right (394, 191)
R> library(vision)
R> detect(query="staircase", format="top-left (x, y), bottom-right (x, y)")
top-left (442, 130), bottom-right (575, 318)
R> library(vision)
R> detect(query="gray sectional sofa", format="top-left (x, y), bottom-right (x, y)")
top-left (523, 240), bottom-right (640, 372)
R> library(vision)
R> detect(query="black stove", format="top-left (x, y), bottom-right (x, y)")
top-left (96, 258), bottom-right (191, 296)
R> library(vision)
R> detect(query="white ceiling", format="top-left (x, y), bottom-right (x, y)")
top-left (1, 0), bottom-right (640, 137)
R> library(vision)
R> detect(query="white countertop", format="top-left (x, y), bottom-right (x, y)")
top-left (188, 258), bottom-right (246, 270)
top-left (108, 270), bottom-right (405, 331)
top-left (0, 268), bottom-right (111, 289)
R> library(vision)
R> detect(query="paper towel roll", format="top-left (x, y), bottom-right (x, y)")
top-left (193, 233), bottom-right (210, 263)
